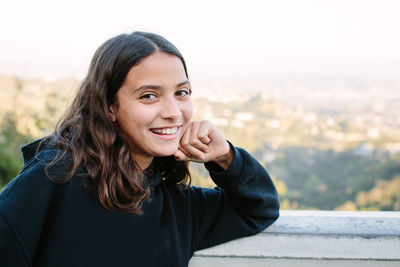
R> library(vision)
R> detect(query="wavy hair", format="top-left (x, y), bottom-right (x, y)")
top-left (45, 32), bottom-right (191, 214)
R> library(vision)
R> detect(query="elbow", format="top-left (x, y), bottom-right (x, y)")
top-left (273, 194), bottom-right (280, 220)
top-left (271, 193), bottom-right (280, 222)
top-left (272, 200), bottom-right (280, 225)
top-left (258, 195), bottom-right (280, 233)
top-left (244, 196), bottom-right (280, 235)
top-left (271, 196), bottom-right (281, 220)
top-left (269, 182), bottom-right (281, 222)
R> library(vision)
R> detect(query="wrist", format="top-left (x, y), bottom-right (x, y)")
top-left (213, 142), bottom-right (234, 171)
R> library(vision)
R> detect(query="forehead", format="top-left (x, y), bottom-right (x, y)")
top-left (123, 52), bottom-right (187, 87)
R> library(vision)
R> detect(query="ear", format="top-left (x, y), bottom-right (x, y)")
top-left (108, 105), bottom-right (117, 122)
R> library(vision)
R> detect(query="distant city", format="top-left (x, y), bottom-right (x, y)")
top-left (1, 72), bottom-right (399, 210)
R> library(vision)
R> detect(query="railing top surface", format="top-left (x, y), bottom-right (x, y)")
top-left (265, 210), bottom-right (400, 236)
top-left (193, 210), bottom-right (400, 262)
top-left (279, 210), bottom-right (400, 217)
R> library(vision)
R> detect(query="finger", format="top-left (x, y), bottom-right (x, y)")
top-left (179, 141), bottom-right (206, 161)
top-left (176, 142), bottom-right (192, 160)
top-left (179, 127), bottom-right (203, 159)
top-left (180, 123), bottom-right (207, 160)
top-left (188, 122), bottom-right (209, 153)
top-left (174, 148), bottom-right (205, 163)
top-left (180, 122), bottom-right (191, 149)
top-left (180, 144), bottom-right (206, 161)
top-left (197, 121), bottom-right (213, 145)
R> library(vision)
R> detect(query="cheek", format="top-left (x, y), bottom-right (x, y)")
top-left (132, 109), bottom-right (154, 124)
top-left (182, 100), bottom-right (193, 121)
top-left (117, 106), bottom-right (155, 131)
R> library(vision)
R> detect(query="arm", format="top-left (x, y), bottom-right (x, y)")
top-left (174, 120), bottom-right (279, 252)
top-left (0, 212), bottom-right (29, 266)
top-left (0, 149), bottom-right (60, 266)
top-left (190, 143), bottom-right (279, 251)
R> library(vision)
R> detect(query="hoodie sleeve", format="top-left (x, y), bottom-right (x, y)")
top-left (0, 150), bottom-right (59, 266)
top-left (0, 210), bottom-right (29, 266)
top-left (190, 144), bottom-right (280, 252)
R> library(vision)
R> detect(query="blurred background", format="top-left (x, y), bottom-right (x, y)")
top-left (1, 0), bottom-right (399, 211)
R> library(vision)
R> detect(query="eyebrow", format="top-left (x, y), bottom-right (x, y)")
top-left (133, 80), bottom-right (191, 94)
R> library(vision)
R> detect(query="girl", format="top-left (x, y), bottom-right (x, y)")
top-left (0, 31), bottom-right (279, 267)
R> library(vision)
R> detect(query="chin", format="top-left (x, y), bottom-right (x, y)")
top-left (153, 146), bottom-right (179, 157)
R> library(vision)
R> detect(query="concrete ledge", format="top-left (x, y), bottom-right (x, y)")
top-left (189, 210), bottom-right (400, 266)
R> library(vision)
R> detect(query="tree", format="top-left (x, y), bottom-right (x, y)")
top-left (0, 111), bottom-right (33, 187)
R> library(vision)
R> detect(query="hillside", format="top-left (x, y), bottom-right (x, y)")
top-left (1, 73), bottom-right (399, 211)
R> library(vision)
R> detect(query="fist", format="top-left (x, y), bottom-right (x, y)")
top-left (174, 120), bottom-right (233, 170)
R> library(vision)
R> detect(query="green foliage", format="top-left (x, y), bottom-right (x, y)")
top-left (356, 177), bottom-right (400, 211)
top-left (2, 75), bottom-right (400, 211)
top-left (266, 146), bottom-right (400, 210)
top-left (0, 112), bottom-right (34, 187)
top-left (0, 144), bottom-right (23, 187)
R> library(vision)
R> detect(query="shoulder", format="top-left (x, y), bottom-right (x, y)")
top-left (0, 149), bottom-right (54, 202)
top-left (0, 146), bottom-right (80, 212)
top-left (0, 146), bottom-right (79, 265)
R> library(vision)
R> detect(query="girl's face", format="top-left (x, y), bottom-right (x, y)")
top-left (110, 52), bottom-right (193, 169)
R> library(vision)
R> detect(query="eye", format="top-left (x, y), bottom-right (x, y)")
top-left (176, 89), bottom-right (191, 97)
top-left (140, 93), bottom-right (157, 102)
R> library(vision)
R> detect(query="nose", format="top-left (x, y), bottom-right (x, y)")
top-left (160, 96), bottom-right (182, 120)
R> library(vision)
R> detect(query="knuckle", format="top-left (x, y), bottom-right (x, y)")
top-left (198, 132), bottom-right (207, 139)
top-left (181, 140), bottom-right (190, 147)
top-left (199, 136), bottom-right (208, 142)
top-left (189, 139), bottom-right (199, 146)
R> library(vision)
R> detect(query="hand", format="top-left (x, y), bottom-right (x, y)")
top-left (174, 120), bottom-right (234, 170)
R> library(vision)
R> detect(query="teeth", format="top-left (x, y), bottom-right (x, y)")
top-left (152, 127), bottom-right (177, 135)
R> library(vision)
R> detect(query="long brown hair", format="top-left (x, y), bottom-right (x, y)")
top-left (45, 32), bottom-right (191, 214)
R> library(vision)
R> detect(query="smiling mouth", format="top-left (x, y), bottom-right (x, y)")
top-left (150, 126), bottom-right (180, 135)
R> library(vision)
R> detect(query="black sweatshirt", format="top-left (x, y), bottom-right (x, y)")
top-left (0, 140), bottom-right (279, 267)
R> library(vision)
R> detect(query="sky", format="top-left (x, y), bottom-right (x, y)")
top-left (1, 0), bottom-right (399, 80)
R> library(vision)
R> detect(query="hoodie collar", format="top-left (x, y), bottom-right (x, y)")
top-left (143, 161), bottom-right (163, 187)
top-left (21, 138), bottom-right (45, 164)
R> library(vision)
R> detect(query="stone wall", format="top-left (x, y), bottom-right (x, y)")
top-left (189, 210), bottom-right (400, 266)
